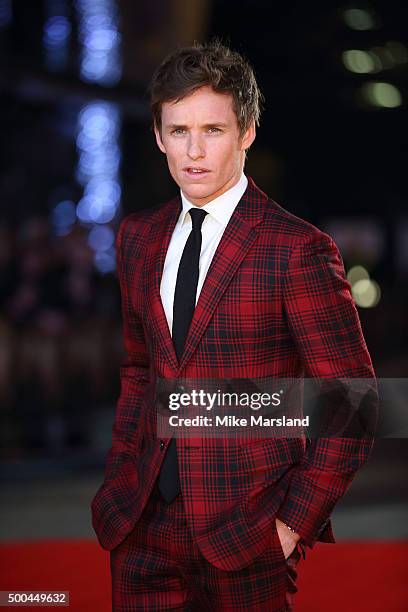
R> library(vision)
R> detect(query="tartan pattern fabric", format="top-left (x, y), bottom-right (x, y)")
top-left (110, 481), bottom-right (304, 611)
top-left (91, 176), bottom-right (377, 572)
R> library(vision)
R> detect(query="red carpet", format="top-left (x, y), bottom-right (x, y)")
top-left (0, 540), bottom-right (406, 611)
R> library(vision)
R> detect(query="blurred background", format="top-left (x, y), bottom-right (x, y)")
top-left (0, 1), bottom-right (407, 610)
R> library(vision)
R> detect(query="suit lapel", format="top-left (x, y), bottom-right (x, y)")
top-left (144, 197), bottom-right (181, 373)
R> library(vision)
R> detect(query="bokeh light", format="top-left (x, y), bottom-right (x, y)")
top-left (75, 0), bottom-right (122, 87)
top-left (51, 200), bottom-right (76, 236)
top-left (352, 279), bottom-right (381, 308)
top-left (347, 265), bottom-right (370, 285)
top-left (76, 101), bottom-right (121, 186)
top-left (347, 264), bottom-right (381, 308)
top-left (361, 82), bottom-right (402, 108)
top-left (43, 16), bottom-right (71, 47)
top-left (88, 224), bottom-right (115, 252)
top-left (343, 8), bottom-right (375, 31)
top-left (43, 1), bottom-right (71, 71)
top-left (75, 99), bottom-right (122, 272)
top-left (94, 248), bottom-right (116, 273)
top-left (342, 50), bottom-right (381, 74)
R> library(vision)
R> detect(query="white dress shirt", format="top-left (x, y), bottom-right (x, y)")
top-left (160, 173), bottom-right (248, 336)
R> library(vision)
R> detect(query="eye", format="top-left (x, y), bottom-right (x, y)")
top-left (208, 127), bottom-right (222, 133)
top-left (171, 128), bottom-right (186, 135)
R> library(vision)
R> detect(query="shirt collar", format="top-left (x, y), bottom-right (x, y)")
top-left (179, 173), bottom-right (248, 228)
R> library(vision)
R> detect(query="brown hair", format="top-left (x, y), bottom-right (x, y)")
top-left (149, 39), bottom-right (264, 137)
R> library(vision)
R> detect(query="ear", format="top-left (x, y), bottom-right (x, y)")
top-left (239, 120), bottom-right (256, 151)
top-left (154, 124), bottom-right (166, 154)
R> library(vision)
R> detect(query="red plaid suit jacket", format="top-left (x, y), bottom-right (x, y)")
top-left (91, 177), bottom-right (377, 571)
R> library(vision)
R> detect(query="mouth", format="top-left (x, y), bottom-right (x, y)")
top-left (182, 166), bottom-right (211, 178)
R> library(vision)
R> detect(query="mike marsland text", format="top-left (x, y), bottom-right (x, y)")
top-left (167, 415), bottom-right (310, 427)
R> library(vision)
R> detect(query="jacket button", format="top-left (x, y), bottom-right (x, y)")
top-left (160, 440), bottom-right (165, 450)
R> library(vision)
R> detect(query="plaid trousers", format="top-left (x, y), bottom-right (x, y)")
top-left (110, 480), bottom-right (306, 612)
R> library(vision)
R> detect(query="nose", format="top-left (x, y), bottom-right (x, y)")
top-left (187, 134), bottom-right (205, 160)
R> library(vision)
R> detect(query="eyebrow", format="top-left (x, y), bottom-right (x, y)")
top-left (166, 123), bottom-right (228, 130)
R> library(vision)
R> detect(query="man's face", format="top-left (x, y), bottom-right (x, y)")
top-left (154, 86), bottom-right (255, 206)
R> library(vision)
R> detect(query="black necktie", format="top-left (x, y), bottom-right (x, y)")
top-left (158, 207), bottom-right (208, 503)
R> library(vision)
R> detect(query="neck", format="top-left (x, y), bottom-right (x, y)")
top-left (184, 169), bottom-right (245, 207)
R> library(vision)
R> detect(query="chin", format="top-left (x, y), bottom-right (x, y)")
top-left (183, 185), bottom-right (213, 199)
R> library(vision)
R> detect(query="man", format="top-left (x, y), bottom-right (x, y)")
top-left (91, 40), bottom-right (377, 611)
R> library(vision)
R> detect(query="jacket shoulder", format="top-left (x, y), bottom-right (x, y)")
top-left (119, 195), bottom-right (179, 234)
top-left (264, 198), bottom-right (335, 247)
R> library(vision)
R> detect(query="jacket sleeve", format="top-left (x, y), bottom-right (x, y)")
top-left (103, 216), bottom-right (150, 483)
top-left (276, 231), bottom-right (378, 547)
